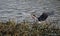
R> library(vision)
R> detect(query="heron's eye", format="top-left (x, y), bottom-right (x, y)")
top-left (33, 15), bottom-right (36, 17)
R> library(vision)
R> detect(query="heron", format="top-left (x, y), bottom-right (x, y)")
top-left (32, 11), bottom-right (54, 23)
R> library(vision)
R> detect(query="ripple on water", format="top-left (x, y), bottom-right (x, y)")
top-left (17, 12), bottom-right (22, 15)
top-left (0, 10), bottom-right (14, 15)
top-left (0, 16), bottom-right (9, 23)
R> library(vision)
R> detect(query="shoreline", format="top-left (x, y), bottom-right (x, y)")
top-left (0, 20), bottom-right (60, 36)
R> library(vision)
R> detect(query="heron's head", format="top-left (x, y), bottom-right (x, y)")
top-left (31, 15), bottom-right (37, 19)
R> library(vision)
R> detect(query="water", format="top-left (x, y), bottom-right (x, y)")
top-left (0, 0), bottom-right (60, 24)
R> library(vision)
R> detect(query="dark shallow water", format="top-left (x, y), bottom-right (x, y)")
top-left (0, 0), bottom-right (60, 24)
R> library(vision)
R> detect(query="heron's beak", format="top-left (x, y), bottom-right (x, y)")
top-left (31, 15), bottom-right (36, 18)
